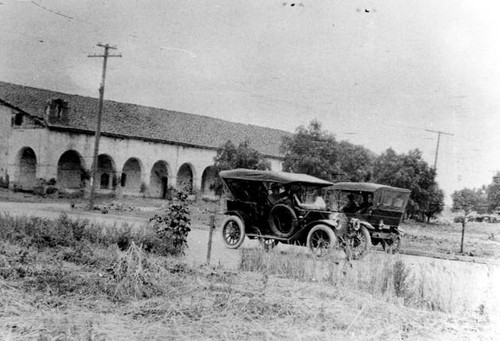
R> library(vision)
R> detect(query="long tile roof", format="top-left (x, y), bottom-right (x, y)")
top-left (0, 81), bottom-right (290, 157)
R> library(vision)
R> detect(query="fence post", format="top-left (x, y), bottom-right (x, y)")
top-left (206, 214), bottom-right (216, 265)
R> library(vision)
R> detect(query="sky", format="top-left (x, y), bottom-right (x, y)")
top-left (1, 0), bottom-right (500, 203)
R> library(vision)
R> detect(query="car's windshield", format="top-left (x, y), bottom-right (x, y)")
top-left (326, 190), bottom-right (374, 213)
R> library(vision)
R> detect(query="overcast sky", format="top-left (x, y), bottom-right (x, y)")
top-left (1, 0), bottom-right (500, 203)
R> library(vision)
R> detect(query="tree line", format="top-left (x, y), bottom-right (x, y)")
top-left (213, 120), bottom-right (444, 221)
top-left (451, 174), bottom-right (500, 215)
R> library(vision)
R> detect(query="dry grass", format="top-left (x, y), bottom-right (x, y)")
top-left (240, 246), bottom-right (500, 318)
top-left (402, 220), bottom-right (500, 259)
top-left (1, 262), bottom-right (497, 341)
top-left (1, 232), bottom-right (496, 340)
top-left (0, 199), bottom-right (499, 340)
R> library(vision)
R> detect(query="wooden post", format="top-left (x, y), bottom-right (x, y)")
top-left (460, 219), bottom-right (466, 253)
top-left (206, 214), bottom-right (216, 265)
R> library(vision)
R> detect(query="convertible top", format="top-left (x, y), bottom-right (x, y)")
top-left (219, 169), bottom-right (333, 187)
top-left (331, 182), bottom-right (411, 194)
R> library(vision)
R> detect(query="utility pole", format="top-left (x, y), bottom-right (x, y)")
top-left (87, 43), bottom-right (121, 208)
top-left (425, 129), bottom-right (453, 171)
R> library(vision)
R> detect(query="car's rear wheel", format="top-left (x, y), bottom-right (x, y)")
top-left (307, 224), bottom-right (337, 257)
top-left (268, 204), bottom-right (298, 238)
top-left (345, 225), bottom-right (371, 260)
top-left (221, 216), bottom-right (245, 249)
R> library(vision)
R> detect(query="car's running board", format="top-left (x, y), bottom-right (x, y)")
top-left (246, 233), bottom-right (290, 241)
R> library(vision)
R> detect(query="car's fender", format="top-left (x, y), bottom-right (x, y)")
top-left (225, 210), bottom-right (249, 229)
top-left (305, 219), bottom-right (338, 231)
top-left (359, 221), bottom-right (375, 230)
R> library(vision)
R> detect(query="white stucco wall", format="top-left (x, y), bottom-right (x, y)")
top-left (6, 125), bottom-right (283, 197)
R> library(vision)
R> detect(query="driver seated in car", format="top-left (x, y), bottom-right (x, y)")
top-left (342, 194), bottom-right (359, 213)
top-left (269, 184), bottom-right (283, 205)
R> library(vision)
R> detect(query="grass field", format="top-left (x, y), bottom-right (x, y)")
top-left (0, 189), bottom-right (499, 339)
top-left (0, 212), bottom-right (498, 340)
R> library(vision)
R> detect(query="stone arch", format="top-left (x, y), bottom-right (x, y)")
top-left (150, 160), bottom-right (170, 198)
top-left (177, 163), bottom-right (194, 194)
top-left (57, 150), bottom-right (86, 190)
top-left (201, 166), bottom-right (217, 198)
top-left (97, 154), bottom-right (116, 190)
top-left (121, 157), bottom-right (143, 195)
top-left (17, 147), bottom-right (37, 191)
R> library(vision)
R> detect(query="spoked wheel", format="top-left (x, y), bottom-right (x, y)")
top-left (382, 233), bottom-right (401, 254)
top-left (307, 224), bottom-right (337, 257)
top-left (345, 225), bottom-right (371, 260)
top-left (259, 238), bottom-right (279, 251)
top-left (220, 216), bottom-right (245, 249)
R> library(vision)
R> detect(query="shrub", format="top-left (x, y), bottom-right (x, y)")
top-left (149, 191), bottom-right (191, 255)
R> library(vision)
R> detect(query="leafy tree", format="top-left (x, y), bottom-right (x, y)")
top-left (280, 120), bottom-right (342, 181)
top-left (336, 141), bottom-right (375, 182)
top-left (211, 140), bottom-right (270, 195)
top-left (372, 148), bottom-right (444, 220)
top-left (451, 188), bottom-right (483, 253)
top-left (487, 172), bottom-right (500, 212)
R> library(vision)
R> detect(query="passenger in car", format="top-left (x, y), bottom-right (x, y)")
top-left (357, 193), bottom-right (373, 214)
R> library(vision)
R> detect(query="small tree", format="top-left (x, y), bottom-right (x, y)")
top-left (149, 191), bottom-right (191, 255)
top-left (423, 185), bottom-right (445, 223)
top-left (451, 188), bottom-right (481, 253)
top-left (211, 140), bottom-right (270, 195)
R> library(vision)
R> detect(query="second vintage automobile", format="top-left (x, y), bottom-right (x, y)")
top-left (218, 169), bottom-right (371, 259)
top-left (328, 182), bottom-right (411, 253)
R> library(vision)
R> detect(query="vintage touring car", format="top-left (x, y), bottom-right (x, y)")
top-left (218, 169), bottom-right (371, 258)
top-left (328, 182), bottom-right (411, 253)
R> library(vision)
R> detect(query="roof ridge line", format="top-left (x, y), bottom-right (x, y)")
top-left (0, 80), bottom-right (291, 134)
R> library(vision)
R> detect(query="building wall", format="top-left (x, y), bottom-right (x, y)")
top-left (0, 106), bottom-right (12, 187)
top-left (6, 123), bottom-right (283, 197)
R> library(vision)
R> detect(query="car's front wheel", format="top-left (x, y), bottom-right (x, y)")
top-left (307, 224), bottom-right (337, 257)
top-left (345, 225), bottom-right (371, 260)
top-left (220, 216), bottom-right (245, 249)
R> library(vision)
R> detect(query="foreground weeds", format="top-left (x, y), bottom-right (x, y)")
top-left (0, 213), bottom-right (498, 340)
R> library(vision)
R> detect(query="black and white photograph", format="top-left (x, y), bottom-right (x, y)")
top-left (0, 0), bottom-right (499, 339)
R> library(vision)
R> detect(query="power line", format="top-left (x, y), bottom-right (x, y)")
top-left (30, 1), bottom-right (77, 21)
top-left (87, 43), bottom-right (122, 208)
top-left (425, 129), bottom-right (454, 171)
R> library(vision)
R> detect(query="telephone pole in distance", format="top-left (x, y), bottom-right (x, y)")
top-left (87, 43), bottom-right (122, 208)
top-left (425, 129), bottom-right (454, 171)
